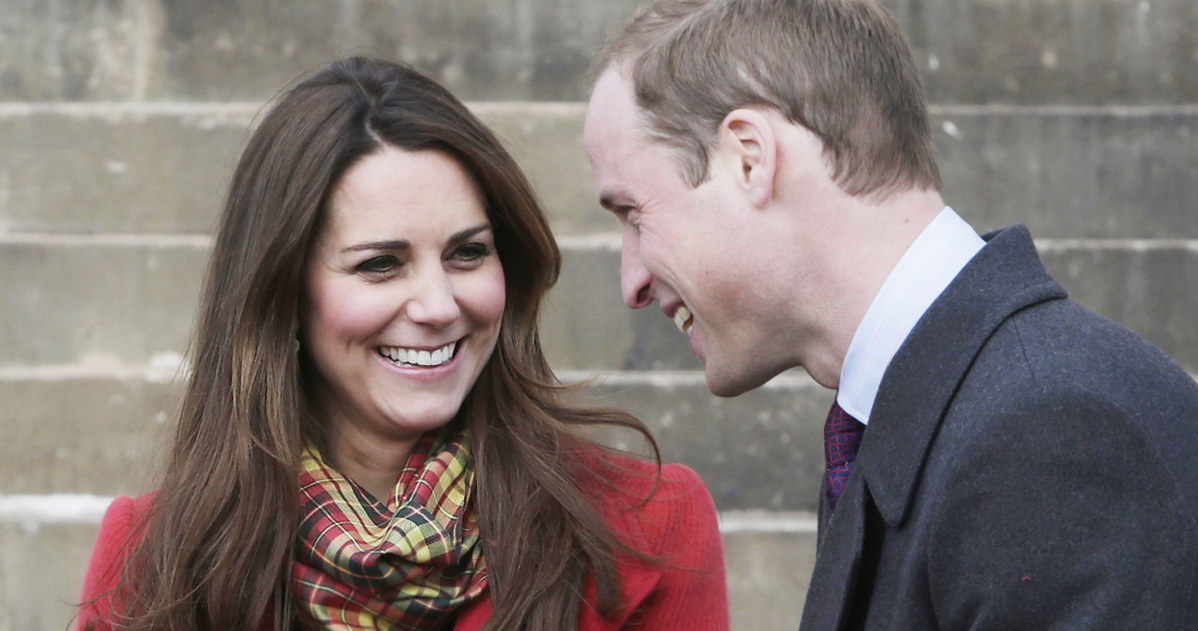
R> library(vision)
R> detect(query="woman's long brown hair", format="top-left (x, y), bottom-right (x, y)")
top-left (96, 56), bottom-right (659, 630)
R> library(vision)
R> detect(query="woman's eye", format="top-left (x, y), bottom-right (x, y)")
top-left (453, 242), bottom-right (491, 263)
top-left (354, 255), bottom-right (399, 275)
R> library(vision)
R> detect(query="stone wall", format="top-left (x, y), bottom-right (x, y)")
top-left (2, 1), bottom-right (1195, 629)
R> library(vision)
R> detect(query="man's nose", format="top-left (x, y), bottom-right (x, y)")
top-left (620, 233), bottom-right (653, 309)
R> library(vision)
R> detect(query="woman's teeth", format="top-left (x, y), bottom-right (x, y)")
top-left (379, 341), bottom-right (457, 367)
top-left (673, 306), bottom-right (693, 334)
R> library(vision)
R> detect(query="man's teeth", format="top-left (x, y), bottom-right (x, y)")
top-left (380, 341), bottom-right (457, 367)
top-left (673, 306), bottom-right (693, 334)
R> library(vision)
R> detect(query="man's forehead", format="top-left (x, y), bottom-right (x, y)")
top-left (584, 69), bottom-right (638, 135)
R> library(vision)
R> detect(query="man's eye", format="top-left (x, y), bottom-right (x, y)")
top-left (616, 206), bottom-right (641, 228)
top-left (355, 255), bottom-right (399, 275)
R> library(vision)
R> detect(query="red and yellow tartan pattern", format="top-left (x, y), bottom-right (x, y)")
top-left (293, 429), bottom-right (488, 630)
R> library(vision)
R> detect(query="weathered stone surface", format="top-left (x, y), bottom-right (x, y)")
top-left (549, 244), bottom-right (1198, 374)
top-left (890, 0), bottom-right (1198, 105)
top-left (540, 245), bottom-right (699, 372)
top-left (1, 371), bottom-right (829, 510)
top-left (724, 527), bottom-right (816, 629)
top-left (1, 513), bottom-right (812, 631)
top-left (3, 240), bottom-right (1197, 374)
top-left (0, 240), bottom-right (206, 366)
top-left (1039, 242), bottom-right (1198, 376)
top-left (0, 521), bottom-right (99, 631)
top-left (573, 376), bottom-right (832, 511)
top-left (0, 0), bottom-right (639, 103)
top-left (0, 376), bottom-right (175, 496)
top-left (2, 0), bottom-right (1196, 104)
top-left (5, 0), bottom-right (1194, 624)
top-left (0, 103), bottom-right (599, 235)
top-left (0, 105), bottom-right (249, 234)
top-left (936, 108), bottom-right (1198, 239)
top-left (3, 106), bottom-right (1196, 239)
top-left (477, 104), bottom-right (614, 236)
top-left (0, 0), bottom-right (153, 101)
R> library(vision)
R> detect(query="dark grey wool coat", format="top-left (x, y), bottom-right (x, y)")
top-left (800, 224), bottom-right (1198, 630)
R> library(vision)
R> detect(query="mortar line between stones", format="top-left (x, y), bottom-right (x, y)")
top-left (0, 232), bottom-right (213, 247)
top-left (552, 234), bottom-right (1198, 252)
top-left (3, 232), bottom-right (1197, 251)
top-left (2, 364), bottom-right (1195, 387)
top-left (3, 102), bottom-right (1198, 118)
top-left (0, 494), bottom-right (819, 533)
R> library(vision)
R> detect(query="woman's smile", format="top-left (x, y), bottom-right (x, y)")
top-left (301, 147), bottom-right (506, 451)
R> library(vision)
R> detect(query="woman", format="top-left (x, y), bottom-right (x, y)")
top-left (77, 57), bottom-right (728, 631)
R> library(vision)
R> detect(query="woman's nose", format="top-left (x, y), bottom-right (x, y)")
top-left (405, 269), bottom-right (462, 326)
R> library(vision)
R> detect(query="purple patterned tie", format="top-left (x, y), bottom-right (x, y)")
top-left (824, 400), bottom-right (865, 510)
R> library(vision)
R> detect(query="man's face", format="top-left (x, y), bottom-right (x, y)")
top-left (583, 68), bottom-right (799, 396)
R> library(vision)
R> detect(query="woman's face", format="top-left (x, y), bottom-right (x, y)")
top-left (301, 147), bottom-right (505, 455)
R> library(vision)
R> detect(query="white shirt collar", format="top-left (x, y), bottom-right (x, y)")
top-left (836, 206), bottom-right (985, 424)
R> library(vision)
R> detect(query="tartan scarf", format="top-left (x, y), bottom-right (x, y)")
top-left (293, 429), bottom-right (488, 630)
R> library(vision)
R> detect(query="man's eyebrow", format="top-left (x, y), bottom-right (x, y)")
top-left (598, 193), bottom-right (629, 214)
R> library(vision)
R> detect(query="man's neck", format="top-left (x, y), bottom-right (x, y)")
top-left (836, 204), bottom-right (984, 421)
top-left (805, 187), bottom-right (946, 389)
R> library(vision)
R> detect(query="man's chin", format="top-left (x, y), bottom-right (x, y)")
top-left (704, 364), bottom-right (777, 398)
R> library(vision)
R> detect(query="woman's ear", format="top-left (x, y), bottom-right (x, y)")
top-left (719, 108), bottom-right (777, 208)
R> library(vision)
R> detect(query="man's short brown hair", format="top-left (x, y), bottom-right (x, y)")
top-left (596, 0), bottom-right (941, 199)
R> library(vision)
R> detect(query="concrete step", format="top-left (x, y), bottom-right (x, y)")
top-left (0, 501), bottom-right (814, 631)
top-left (3, 237), bottom-right (1197, 374)
top-left (2, 104), bottom-right (1196, 239)
top-left (1, 0), bottom-right (1195, 104)
top-left (0, 370), bottom-right (831, 512)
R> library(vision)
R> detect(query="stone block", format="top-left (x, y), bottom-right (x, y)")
top-left (0, 105), bottom-right (250, 234)
top-left (476, 104), bottom-right (614, 237)
top-left (3, 106), bottom-right (1196, 239)
top-left (0, 0), bottom-right (641, 103)
top-left (723, 523), bottom-right (816, 630)
top-left (1, 370), bottom-right (830, 510)
top-left (2, 0), bottom-right (1196, 104)
top-left (548, 243), bottom-right (1198, 374)
top-left (3, 239), bottom-right (1197, 374)
top-left (0, 509), bottom-right (812, 631)
top-left (0, 376), bottom-right (176, 496)
top-left (889, 0), bottom-right (1198, 105)
top-left (0, 104), bottom-right (599, 236)
top-left (0, 240), bottom-right (206, 366)
top-left (937, 108), bottom-right (1198, 239)
top-left (0, 520), bottom-right (99, 631)
top-left (1039, 241), bottom-right (1198, 377)
top-left (572, 374), bottom-right (832, 511)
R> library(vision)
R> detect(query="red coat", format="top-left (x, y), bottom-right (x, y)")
top-left (78, 458), bottom-right (729, 630)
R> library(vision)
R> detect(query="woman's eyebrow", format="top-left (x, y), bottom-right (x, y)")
top-left (338, 224), bottom-right (491, 254)
top-left (448, 224), bottom-right (492, 243)
top-left (340, 239), bottom-right (409, 254)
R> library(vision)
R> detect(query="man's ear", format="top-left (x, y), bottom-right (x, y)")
top-left (719, 108), bottom-right (777, 207)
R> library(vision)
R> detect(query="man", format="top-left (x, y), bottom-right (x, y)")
top-left (583, 0), bottom-right (1198, 629)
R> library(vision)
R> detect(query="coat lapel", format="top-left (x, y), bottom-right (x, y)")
top-left (798, 225), bottom-right (1067, 630)
top-left (860, 224), bottom-right (1066, 527)
top-left (800, 474), bottom-right (868, 630)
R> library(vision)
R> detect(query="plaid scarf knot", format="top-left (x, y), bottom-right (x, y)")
top-left (294, 429), bottom-right (487, 630)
